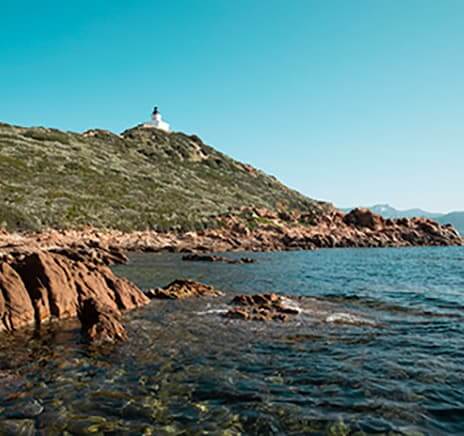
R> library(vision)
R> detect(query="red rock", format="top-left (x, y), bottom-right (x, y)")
top-left (343, 208), bottom-right (384, 230)
top-left (78, 298), bottom-right (128, 343)
top-left (225, 293), bottom-right (299, 322)
top-left (0, 205), bottom-right (462, 265)
top-left (50, 245), bottom-right (128, 266)
top-left (145, 279), bottom-right (223, 300)
top-left (0, 251), bottom-right (148, 338)
top-left (13, 252), bottom-right (78, 322)
top-left (0, 263), bottom-right (35, 331)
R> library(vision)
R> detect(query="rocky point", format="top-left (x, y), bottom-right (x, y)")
top-left (0, 249), bottom-right (148, 342)
top-left (0, 207), bottom-right (461, 256)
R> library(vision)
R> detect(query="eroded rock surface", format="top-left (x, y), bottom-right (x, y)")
top-left (225, 293), bottom-right (300, 322)
top-left (0, 251), bottom-right (149, 340)
top-left (78, 298), bottom-right (128, 343)
top-left (0, 263), bottom-right (35, 332)
top-left (0, 207), bottom-right (461, 256)
top-left (145, 279), bottom-right (223, 300)
top-left (49, 244), bottom-right (128, 266)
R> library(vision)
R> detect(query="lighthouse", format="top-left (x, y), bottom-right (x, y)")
top-left (150, 106), bottom-right (170, 132)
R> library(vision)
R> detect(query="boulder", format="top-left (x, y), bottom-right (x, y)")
top-left (343, 208), bottom-right (384, 230)
top-left (145, 279), bottom-right (223, 299)
top-left (225, 293), bottom-right (300, 322)
top-left (78, 298), bottom-right (128, 343)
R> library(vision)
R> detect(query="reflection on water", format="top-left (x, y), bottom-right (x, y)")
top-left (1, 247), bottom-right (464, 434)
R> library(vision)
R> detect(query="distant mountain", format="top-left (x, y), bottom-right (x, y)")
top-left (437, 212), bottom-right (464, 235)
top-left (341, 204), bottom-right (464, 235)
top-left (340, 204), bottom-right (443, 219)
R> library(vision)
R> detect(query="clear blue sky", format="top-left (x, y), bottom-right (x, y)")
top-left (1, 0), bottom-right (463, 212)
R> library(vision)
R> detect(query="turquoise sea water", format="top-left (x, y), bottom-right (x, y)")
top-left (1, 247), bottom-right (464, 434)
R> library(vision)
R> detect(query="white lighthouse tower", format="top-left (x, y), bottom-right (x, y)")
top-left (150, 106), bottom-right (170, 132)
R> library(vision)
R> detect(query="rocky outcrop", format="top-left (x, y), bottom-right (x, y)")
top-left (145, 279), bottom-right (223, 300)
top-left (78, 298), bottom-right (128, 343)
top-left (0, 263), bottom-right (35, 332)
top-left (275, 209), bottom-right (463, 250)
top-left (343, 208), bottom-right (384, 230)
top-left (0, 207), bottom-right (462, 257)
top-left (224, 293), bottom-right (300, 322)
top-left (0, 250), bottom-right (149, 341)
top-left (49, 244), bottom-right (128, 266)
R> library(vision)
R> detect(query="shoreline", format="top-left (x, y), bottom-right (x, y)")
top-left (1, 208), bottom-right (462, 260)
top-left (1, 207), bottom-right (462, 338)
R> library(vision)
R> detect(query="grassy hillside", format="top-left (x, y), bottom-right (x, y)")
top-left (0, 122), bottom-right (332, 231)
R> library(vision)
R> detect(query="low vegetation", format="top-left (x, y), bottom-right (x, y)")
top-left (0, 122), bottom-right (332, 231)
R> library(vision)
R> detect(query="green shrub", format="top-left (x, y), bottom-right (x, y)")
top-left (22, 128), bottom-right (70, 144)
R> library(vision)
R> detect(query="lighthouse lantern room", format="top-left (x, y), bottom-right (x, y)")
top-left (149, 106), bottom-right (170, 132)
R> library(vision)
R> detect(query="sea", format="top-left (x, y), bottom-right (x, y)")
top-left (1, 247), bottom-right (463, 435)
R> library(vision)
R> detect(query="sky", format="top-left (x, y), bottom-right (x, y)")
top-left (1, 0), bottom-right (463, 212)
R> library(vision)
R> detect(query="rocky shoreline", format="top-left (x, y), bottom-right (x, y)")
top-left (0, 207), bottom-right (462, 341)
top-left (1, 208), bottom-right (462, 258)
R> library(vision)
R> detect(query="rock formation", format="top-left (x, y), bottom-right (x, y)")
top-left (78, 298), bottom-right (128, 343)
top-left (145, 279), bottom-right (223, 300)
top-left (0, 206), bottom-right (461, 257)
top-left (224, 293), bottom-right (300, 322)
top-left (0, 263), bottom-right (35, 331)
top-left (0, 250), bottom-right (149, 340)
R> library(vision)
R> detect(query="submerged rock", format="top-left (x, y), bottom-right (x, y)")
top-left (225, 293), bottom-right (300, 322)
top-left (145, 279), bottom-right (224, 300)
top-left (2, 398), bottom-right (44, 419)
top-left (0, 419), bottom-right (35, 436)
top-left (78, 298), bottom-right (128, 343)
top-left (182, 254), bottom-right (255, 264)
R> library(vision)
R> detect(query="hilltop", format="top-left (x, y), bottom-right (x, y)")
top-left (0, 122), bottom-right (331, 231)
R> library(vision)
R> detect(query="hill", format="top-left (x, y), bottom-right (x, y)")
top-left (0, 122), bottom-right (331, 231)
top-left (342, 204), bottom-right (464, 235)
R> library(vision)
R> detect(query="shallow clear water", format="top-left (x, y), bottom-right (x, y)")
top-left (1, 247), bottom-right (464, 435)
